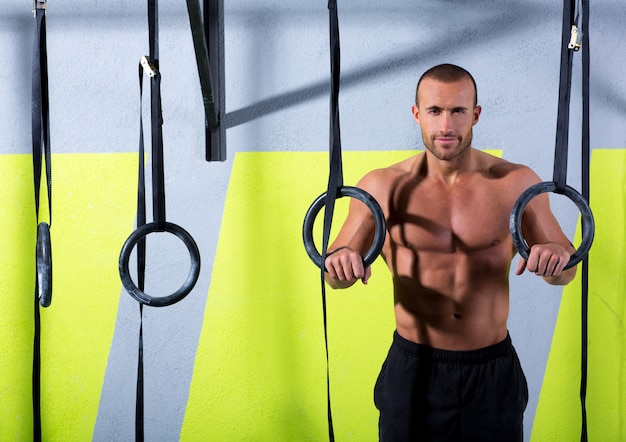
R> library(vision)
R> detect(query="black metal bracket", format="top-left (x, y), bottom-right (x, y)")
top-left (205, 0), bottom-right (225, 162)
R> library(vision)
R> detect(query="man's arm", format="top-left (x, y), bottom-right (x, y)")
top-left (324, 172), bottom-right (384, 289)
top-left (513, 169), bottom-right (577, 285)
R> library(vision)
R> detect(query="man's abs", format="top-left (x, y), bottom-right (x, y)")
top-left (389, 258), bottom-right (511, 351)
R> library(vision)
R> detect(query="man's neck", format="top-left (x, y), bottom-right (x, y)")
top-left (424, 147), bottom-right (476, 186)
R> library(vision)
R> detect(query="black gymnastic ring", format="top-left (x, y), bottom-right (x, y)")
top-left (36, 222), bottom-right (52, 308)
top-left (119, 221), bottom-right (201, 307)
top-left (509, 182), bottom-right (595, 270)
top-left (302, 186), bottom-right (386, 270)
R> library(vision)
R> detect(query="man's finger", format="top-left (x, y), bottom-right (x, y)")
top-left (362, 266), bottom-right (372, 284)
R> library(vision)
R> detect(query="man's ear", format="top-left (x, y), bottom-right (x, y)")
top-left (473, 105), bottom-right (482, 125)
top-left (412, 104), bottom-right (420, 125)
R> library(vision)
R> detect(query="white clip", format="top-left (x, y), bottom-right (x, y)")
top-left (568, 25), bottom-right (582, 51)
top-left (33, 0), bottom-right (46, 16)
top-left (140, 56), bottom-right (157, 77)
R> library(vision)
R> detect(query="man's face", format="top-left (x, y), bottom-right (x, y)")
top-left (412, 77), bottom-right (481, 161)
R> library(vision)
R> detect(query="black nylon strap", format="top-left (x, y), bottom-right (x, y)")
top-left (32, 2), bottom-right (51, 440)
top-left (32, 17), bottom-right (52, 226)
top-left (579, 0), bottom-right (590, 439)
top-left (136, 306), bottom-right (145, 442)
top-left (318, 1), bottom-right (343, 440)
top-left (137, 65), bottom-right (148, 301)
top-left (185, 0), bottom-right (220, 132)
top-left (555, 1), bottom-right (591, 440)
top-left (131, 2), bottom-right (159, 436)
top-left (148, 0), bottom-right (166, 226)
top-left (135, 61), bottom-right (148, 442)
top-left (553, 0), bottom-right (575, 192)
top-left (32, 294), bottom-right (42, 442)
top-left (133, 1), bottom-right (163, 438)
top-left (131, 0), bottom-right (201, 437)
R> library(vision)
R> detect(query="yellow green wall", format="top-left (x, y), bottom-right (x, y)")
top-left (1, 153), bottom-right (137, 441)
top-left (1, 150), bottom-right (624, 440)
top-left (532, 149), bottom-right (626, 440)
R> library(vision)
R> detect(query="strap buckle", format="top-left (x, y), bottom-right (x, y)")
top-left (140, 55), bottom-right (158, 77)
top-left (568, 25), bottom-right (582, 51)
top-left (33, 0), bottom-right (46, 16)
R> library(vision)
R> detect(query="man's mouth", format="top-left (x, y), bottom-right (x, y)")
top-left (435, 136), bottom-right (459, 145)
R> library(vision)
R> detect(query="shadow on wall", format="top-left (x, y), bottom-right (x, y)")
top-left (2, 1), bottom-right (568, 132)
top-left (224, 2), bottom-right (560, 129)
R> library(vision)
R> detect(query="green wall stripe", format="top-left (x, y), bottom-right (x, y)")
top-left (532, 149), bottom-right (626, 440)
top-left (0, 153), bottom-right (137, 441)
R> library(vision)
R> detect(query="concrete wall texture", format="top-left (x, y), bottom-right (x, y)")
top-left (1, 0), bottom-right (624, 441)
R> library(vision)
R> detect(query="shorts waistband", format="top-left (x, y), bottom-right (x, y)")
top-left (392, 330), bottom-right (514, 365)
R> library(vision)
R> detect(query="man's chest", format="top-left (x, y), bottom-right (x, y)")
top-left (387, 184), bottom-right (514, 253)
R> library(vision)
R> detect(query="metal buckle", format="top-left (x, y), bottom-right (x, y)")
top-left (568, 25), bottom-right (582, 51)
top-left (140, 56), bottom-right (157, 77)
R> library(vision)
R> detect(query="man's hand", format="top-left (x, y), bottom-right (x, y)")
top-left (515, 242), bottom-right (574, 283)
top-left (324, 246), bottom-right (371, 289)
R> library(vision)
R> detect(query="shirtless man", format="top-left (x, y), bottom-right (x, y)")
top-left (324, 64), bottom-right (576, 441)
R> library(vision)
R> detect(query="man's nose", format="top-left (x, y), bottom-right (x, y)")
top-left (440, 112), bottom-right (452, 133)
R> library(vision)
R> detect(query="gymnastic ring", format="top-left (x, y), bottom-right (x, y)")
top-left (302, 186), bottom-right (386, 270)
top-left (509, 181), bottom-right (594, 270)
top-left (118, 221), bottom-right (201, 307)
top-left (36, 222), bottom-right (52, 308)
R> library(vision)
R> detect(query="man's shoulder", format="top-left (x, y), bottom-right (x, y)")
top-left (473, 151), bottom-right (542, 198)
top-left (362, 153), bottom-right (420, 179)
top-left (475, 150), bottom-right (538, 180)
top-left (355, 153), bottom-right (422, 199)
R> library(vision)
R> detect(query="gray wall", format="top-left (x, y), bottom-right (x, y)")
top-left (2, 0), bottom-right (625, 440)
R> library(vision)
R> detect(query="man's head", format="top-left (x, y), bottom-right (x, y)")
top-left (412, 64), bottom-right (481, 161)
top-left (415, 64), bottom-right (478, 107)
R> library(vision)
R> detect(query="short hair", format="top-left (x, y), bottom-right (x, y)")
top-left (415, 64), bottom-right (478, 107)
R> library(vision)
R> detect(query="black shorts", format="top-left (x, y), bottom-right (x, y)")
top-left (374, 331), bottom-right (528, 442)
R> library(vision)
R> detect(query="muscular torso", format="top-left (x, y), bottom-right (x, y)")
top-left (373, 151), bottom-right (526, 350)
